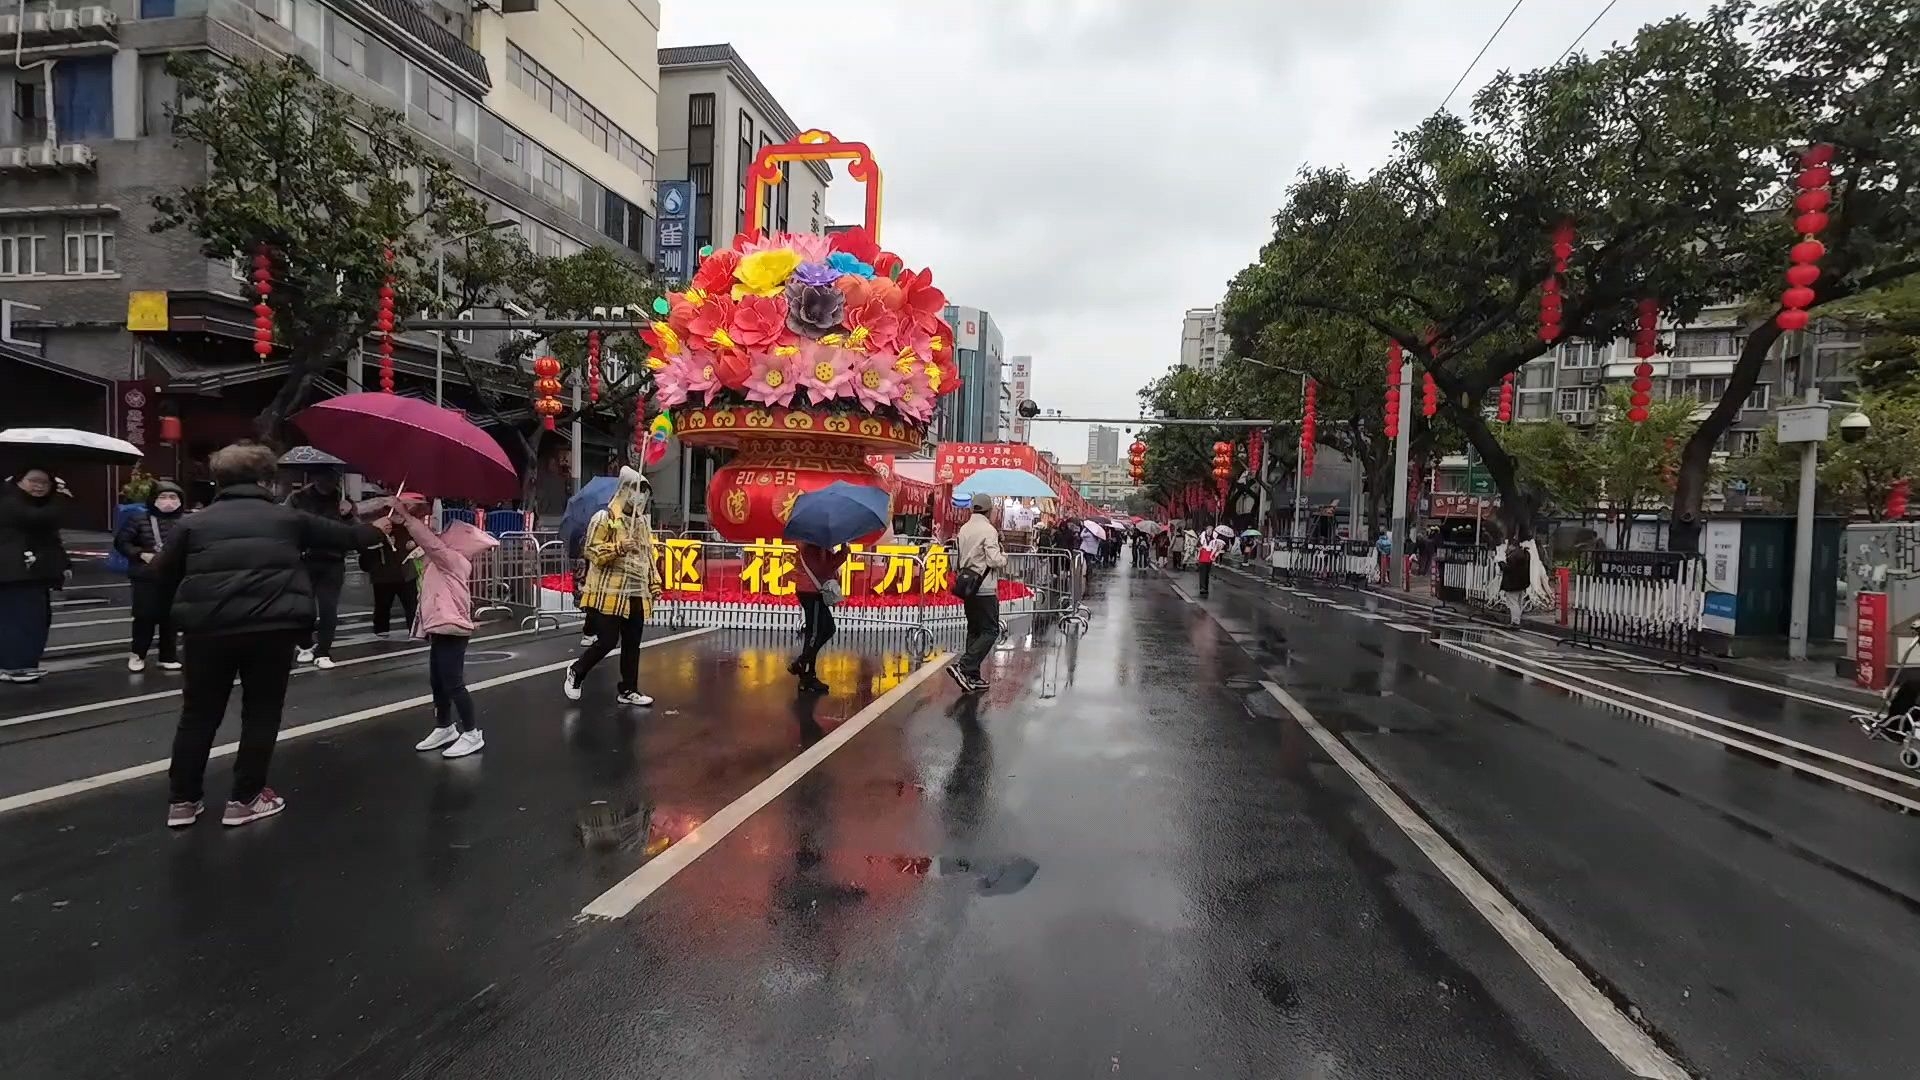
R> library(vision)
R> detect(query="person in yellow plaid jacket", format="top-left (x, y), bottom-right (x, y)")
top-left (563, 468), bottom-right (663, 707)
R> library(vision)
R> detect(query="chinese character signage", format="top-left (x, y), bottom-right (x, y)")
top-left (116, 381), bottom-right (158, 449)
top-left (650, 539), bottom-right (955, 597)
top-left (934, 442), bottom-right (1039, 486)
top-left (1008, 356), bottom-right (1032, 443)
top-left (1856, 591), bottom-right (1889, 690)
top-left (656, 181), bottom-right (696, 285)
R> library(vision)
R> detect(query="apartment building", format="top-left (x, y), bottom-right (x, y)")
top-left (1085, 424), bottom-right (1119, 465)
top-left (0, 0), bottom-right (661, 523)
top-left (1179, 304), bottom-right (1228, 371)
top-left (1063, 460), bottom-right (1138, 506)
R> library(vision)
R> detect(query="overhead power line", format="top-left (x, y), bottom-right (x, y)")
top-left (1440, 0), bottom-right (1530, 112)
top-left (1557, 0), bottom-right (1621, 66)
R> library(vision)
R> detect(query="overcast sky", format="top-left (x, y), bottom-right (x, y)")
top-left (661, 0), bottom-right (1717, 464)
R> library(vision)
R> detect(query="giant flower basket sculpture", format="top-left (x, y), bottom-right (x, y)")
top-left (644, 131), bottom-right (957, 542)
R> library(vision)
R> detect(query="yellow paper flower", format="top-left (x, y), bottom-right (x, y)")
top-left (845, 326), bottom-right (872, 351)
top-left (732, 250), bottom-right (801, 299)
top-left (648, 321), bottom-right (682, 356)
top-left (709, 327), bottom-right (737, 349)
top-left (647, 356), bottom-right (668, 371)
top-left (684, 287), bottom-right (708, 306)
top-left (924, 361), bottom-right (942, 392)
top-left (774, 343), bottom-right (799, 357)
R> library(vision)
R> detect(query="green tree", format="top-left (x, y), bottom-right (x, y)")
top-left (1729, 389), bottom-right (1920, 518)
top-left (1493, 387), bottom-right (1695, 545)
top-left (152, 55), bottom-right (485, 442)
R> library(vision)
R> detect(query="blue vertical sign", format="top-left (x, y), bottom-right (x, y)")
top-left (655, 181), bottom-right (695, 285)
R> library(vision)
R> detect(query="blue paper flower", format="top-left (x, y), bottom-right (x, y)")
top-left (827, 251), bottom-right (875, 280)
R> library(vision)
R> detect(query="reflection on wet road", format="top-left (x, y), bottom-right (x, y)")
top-left (3, 559), bottom-right (1916, 1077)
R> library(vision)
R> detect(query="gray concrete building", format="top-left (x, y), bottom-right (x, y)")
top-left (1179, 304), bottom-right (1227, 371)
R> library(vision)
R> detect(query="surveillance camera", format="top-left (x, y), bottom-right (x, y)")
top-left (1841, 411), bottom-right (1873, 443)
top-left (1018, 399), bottom-right (1040, 419)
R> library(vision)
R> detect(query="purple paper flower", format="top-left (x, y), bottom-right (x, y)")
top-left (793, 261), bottom-right (840, 287)
top-left (785, 280), bottom-right (846, 338)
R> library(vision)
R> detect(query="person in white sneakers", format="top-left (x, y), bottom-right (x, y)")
top-left (564, 468), bottom-right (662, 707)
top-left (373, 497), bottom-right (501, 758)
top-left (116, 479), bottom-right (187, 673)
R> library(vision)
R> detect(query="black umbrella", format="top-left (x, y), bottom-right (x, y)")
top-left (278, 445), bottom-right (347, 470)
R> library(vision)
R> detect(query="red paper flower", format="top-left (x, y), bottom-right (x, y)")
top-left (713, 347), bottom-right (753, 391)
top-left (728, 294), bottom-right (789, 350)
top-left (872, 251), bottom-right (904, 279)
top-left (895, 267), bottom-right (948, 333)
top-left (828, 226), bottom-right (882, 266)
top-left (839, 274), bottom-right (902, 313)
top-left (843, 299), bottom-right (902, 355)
top-left (691, 248), bottom-right (741, 295)
top-left (667, 292), bottom-right (701, 335)
top-left (686, 294), bottom-right (738, 345)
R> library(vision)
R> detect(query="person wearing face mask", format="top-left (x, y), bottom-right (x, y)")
top-left (0, 466), bottom-right (70, 683)
top-left (116, 479), bottom-right (188, 673)
top-left (563, 467), bottom-right (663, 707)
top-left (286, 470), bottom-right (352, 669)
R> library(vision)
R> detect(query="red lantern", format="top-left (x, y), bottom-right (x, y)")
top-left (1497, 371), bottom-right (1515, 424)
top-left (1385, 342), bottom-right (1403, 439)
top-left (1779, 145), bottom-right (1833, 331)
top-left (158, 415), bottom-right (183, 444)
top-left (587, 331), bottom-right (603, 404)
top-left (532, 355), bottom-right (564, 429)
top-left (1888, 479), bottom-right (1911, 520)
top-left (376, 255), bottom-right (398, 393)
top-left (250, 245), bottom-right (274, 359)
top-left (1422, 372), bottom-right (1438, 418)
top-left (533, 356), bottom-right (561, 378)
top-left (1628, 297), bottom-right (1659, 424)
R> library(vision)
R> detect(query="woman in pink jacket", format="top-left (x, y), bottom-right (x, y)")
top-left (386, 501), bottom-right (499, 758)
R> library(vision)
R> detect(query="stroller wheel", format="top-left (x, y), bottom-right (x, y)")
top-left (1901, 745), bottom-right (1920, 772)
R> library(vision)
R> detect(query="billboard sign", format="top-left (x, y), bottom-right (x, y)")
top-left (1008, 356), bottom-right (1032, 443)
top-left (655, 181), bottom-right (696, 284)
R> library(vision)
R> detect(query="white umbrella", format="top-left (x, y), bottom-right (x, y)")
top-left (1134, 521), bottom-right (1165, 536)
top-left (1080, 520), bottom-right (1108, 540)
top-left (0, 427), bottom-right (142, 466)
top-left (1214, 525), bottom-right (1235, 539)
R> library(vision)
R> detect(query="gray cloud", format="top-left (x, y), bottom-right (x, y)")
top-left (661, 0), bottom-right (1717, 463)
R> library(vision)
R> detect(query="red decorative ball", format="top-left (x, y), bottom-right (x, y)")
top-left (534, 356), bottom-right (561, 378)
top-left (1628, 407), bottom-right (1649, 424)
top-left (1801, 144), bottom-right (1834, 167)
top-left (1794, 211), bottom-right (1830, 236)
top-left (1776, 309), bottom-right (1811, 331)
top-left (1785, 264), bottom-right (1821, 288)
top-left (1632, 378), bottom-right (1653, 394)
top-left (379, 341), bottom-right (395, 357)
top-left (1539, 325), bottom-right (1560, 343)
top-left (1782, 285), bottom-right (1816, 309)
top-left (1634, 362), bottom-right (1654, 377)
top-left (1796, 164), bottom-right (1833, 189)
top-left (254, 341), bottom-right (272, 357)
top-left (252, 253), bottom-right (272, 272)
top-left (1791, 240), bottom-right (1826, 264)
top-left (1794, 189), bottom-right (1831, 214)
top-left (253, 327), bottom-right (271, 344)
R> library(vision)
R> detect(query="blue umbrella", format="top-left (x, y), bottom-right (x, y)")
top-left (559, 474), bottom-right (622, 550)
top-left (783, 481), bottom-right (891, 548)
top-left (960, 467), bottom-right (1056, 499)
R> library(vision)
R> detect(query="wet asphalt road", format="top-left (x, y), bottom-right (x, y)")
top-left (2, 561), bottom-right (1915, 1077)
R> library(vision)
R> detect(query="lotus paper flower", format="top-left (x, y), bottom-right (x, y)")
top-left (839, 274), bottom-right (901, 312)
top-left (728, 294), bottom-right (789, 350)
top-left (893, 364), bottom-right (935, 423)
top-left (683, 353), bottom-right (724, 399)
top-left (796, 340), bottom-right (854, 403)
top-left (839, 299), bottom-right (901, 355)
top-left (744, 349), bottom-right (802, 408)
top-left (734, 249), bottom-right (802, 298)
top-left (785, 280), bottom-right (846, 338)
top-left (827, 251), bottom-right (875, 280)
top-left (714, 348), bottom-right (753, 392)
top-left (744, 231), bottom-right (831, 263)
top-left (896, 268), bottom-right (947, 332)
top-left (793, 261), bottom-right (840, 288)
top-left (691, 249), bottom-right (740, 295)
top-left (653, 353), bottom-right (697, 407)
top-left (828, 226), bottom-right (882, 267)
top-left (848, 350), bottom-right (900, 413)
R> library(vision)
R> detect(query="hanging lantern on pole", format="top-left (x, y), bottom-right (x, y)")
top-left (375, 247), bottom-right (397, 394)
top-left (587, 330), bottom-right (603, 404)
top-left (250, 245), bottom-right (274, 360)
top-left (1540, 219), bottom-right (1574, 342)
top-left (1300, 377), bottom-right (1317, 479)
top-left (1630, 297), bottom-right (1659, 424)
top-left (532, 355), bottom-right (564, 431)
top-left (1128, 438), bottom-right (1147, 484)
top-left (1421, 372), bottom-right (1439, 418)
top-left (1497, 372), bottom-right (1515, 424)
top-left (1212, 440), bottom-right (1233, 502)
top-left (1778, 144), bottom-right (1833, 332)
top-left (1384, 342), bottom-right (1403, 440)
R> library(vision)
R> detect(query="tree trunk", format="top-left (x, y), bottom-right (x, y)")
top-left (1451, 406), bottom-right (1530, 536)
top-left (1671, 322), bottom-right (1784, 552)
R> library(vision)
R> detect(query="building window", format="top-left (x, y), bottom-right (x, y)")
top-left (452, 310), bottom-right (474, 344)
top-left (62, 217), bottom-right (116, 275)
top-left (687, 93), bottom-right (715, 252)
top-left (1518, 395), bottom-right (1551, 421)
top-left (1557, 387), bottom-right (1599, 413)
top-left (0, 220), bottom-right (49, 278)
top-left (502, 40), bottom-right (653, 173)
top-left (141, 0), bottom-right (177, 15)
top-left (256, 0), bottom-right (295, 28)
top-left (1743, 385), bottom-right (1770, 411)
top-left (1671, 329), bottom-right (1739, 358)
top-left (1557, 341), bottom-right (1601, 368)
top-left (735, 110), bottom-right (754, 235)
top-left (53, 56), bottom-right (113, 141)
top-left (1672, 376), bottom-right (1730, 402)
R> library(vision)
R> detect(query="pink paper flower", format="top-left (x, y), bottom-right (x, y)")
top-left (848, 350), bottom-right (900, 413)
top-left (893, 364), bottom-right (935, 423)
top-left (744, 349), bottom-right (802, 408)
top-left (742, 231), bottom-right (831, 264)
top-left (652, 353), bottom-right (696, 408)
top-left (795, 340), bottom-right (854, 404)
top-left (684, 352), bottom-right (724, 398)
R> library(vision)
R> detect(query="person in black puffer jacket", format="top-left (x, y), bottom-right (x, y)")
top-left (286, 471), bottom-right (353, 668)
top-left (152, 443), bottom-right (380, 829)
top-left (359, 514), bottom-right (418, 637)
top-left (1499, 535), bottom-right (1534, 627)
top-left (116, 479), bottom-right (188, 672)
top-left (0, 466), bottom-right (70, 682)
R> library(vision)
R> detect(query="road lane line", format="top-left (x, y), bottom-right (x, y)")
top-left (1456, 641), bottom-right (1919, 790)
top-left (1388, 622), bottom-right (1430, 634)
top-left (581, 652), bottom-right (955, 920)
top-left (0, 628), bottom-right (714, 816)
top-left (1436, 642), bottom-right (1920, 814)
top-left (0, 623), bottom-right (564, 730)
top-left (44, 612), bottom-right (379, 656)
top-left (1260, 680), bottom-right (1691, 1080)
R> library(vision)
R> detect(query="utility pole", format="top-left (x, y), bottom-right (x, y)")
top-left (1388, 356), bottom-right (1414, 588)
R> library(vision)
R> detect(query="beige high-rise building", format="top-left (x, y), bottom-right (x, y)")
top-left (1180, 305), bottom-right (1230, 370)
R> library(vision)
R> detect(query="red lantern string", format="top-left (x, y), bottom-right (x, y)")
top-left (533, 355), bottom-right (563, 431)
top-left (1384, 342), bottom-right (1403, 440)
top-left (632, 396), bottom-right (647, 461)
top-left (249, 244), bottom-right (274, 360)
top-left (1778, 144), bottom-right (1833, 332)
top-left (1626, 297), bottom-right (1660, 424)
top-left (587, 331), bottom-right (603, 404)
top-left (1421, 372), bottom-right (1438, 418)
top-left (1301, 377), bottom-right (1317, 479)
top-left (1497, 371), bottom-right (1515, 424)
top-left (1888, 479), bottom-right (1910, 520)
top-left (1539, 220), bottom-right (1574, 342)
top-left (376, 247), bottom-right (397, 394)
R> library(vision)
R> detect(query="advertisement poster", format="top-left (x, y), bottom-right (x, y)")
top-left (1701, 519), bottom-right (1741, 635)
top-left (1857, 591), bottom-right (1889, 690)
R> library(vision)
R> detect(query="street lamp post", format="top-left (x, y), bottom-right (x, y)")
top-left (1388, 354), bottom-right (1413, 589)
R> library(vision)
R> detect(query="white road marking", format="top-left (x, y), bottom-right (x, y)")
top-left (1437, 641), bottom-right (1920, 813)
top-left (1387, 622), bottom-right (1430, 635)
top-left (1352, 612), bottom-right (1386, 621)
top-left (52, 598), bottom-right (114, 609)
top-left (0, 624), bottom-right (564, 730)
top-left (1261, 681), bottom-right (1690, 1080)
top-left (581, 653), bottom-right (955, 920)
top-left (0, 628), bottom-right (715, 816)
top-left (43, 612), bottom-right (378, 655)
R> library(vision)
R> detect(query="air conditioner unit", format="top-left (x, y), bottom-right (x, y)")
top-left (46, 8), bottom-right (78, 31)
top-left (1578, 368), bottom-right (1601, 384)
top-left (0, 147), bottom-right (27, 169)
top-left (25, 144), bottom-right (58, 168)
top-left (21, 11), bottom-right (48, 34)
top-left (77, 6), bottom-right (116, 30)
top-left (1577, 410), bottom-right (1598, 426)
top-left (1669, 361), bottom-right (1690, 378)
top-left (1559, 410), bottom-right (1582, 423)
top-left (56, 143), bottom-right (94, 167)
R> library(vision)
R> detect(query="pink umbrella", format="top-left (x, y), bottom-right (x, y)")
top-left (293, 393), bottom-right (517, 502)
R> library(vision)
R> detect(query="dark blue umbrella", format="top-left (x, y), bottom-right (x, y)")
top-left (559, 475), bottom-right (622, 550)
top-left (783, 481), bottom-right (891, 548)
